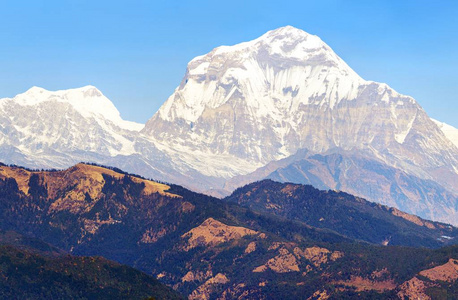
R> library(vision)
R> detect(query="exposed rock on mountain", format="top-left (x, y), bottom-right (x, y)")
top-left (182, 217), bottom-right (259, 250)
top-left (397, 259), bottom-right (458, 299)
top-left (142, 26), bottom-right (457, 224)
top-left (0, 162), bottom-right (457, 299)
top-left (143, 26), bottom-right (458, 196)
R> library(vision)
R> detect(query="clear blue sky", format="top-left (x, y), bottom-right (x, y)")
top-left (1, 1), bottom-right (457, 127)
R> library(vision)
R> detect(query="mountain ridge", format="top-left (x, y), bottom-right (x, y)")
top-left (141, 25), bottom-right (458, 223)
top-left (143, 26), bottom-right (458, 182)
top-left (0, 162), bottom-right (457, 299)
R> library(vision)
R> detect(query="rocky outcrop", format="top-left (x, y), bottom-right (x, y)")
top-left (306, 290), bottom-right (330, 300)
top-left (140, 227), bottom-right (170, 244)
top-left (188, 273), bottom-right (229, 300)
top-left (219, 283), bottom-right (264, 300)
top-left (418, 258), bottom-right (458, 282)
top-left (397, 277), bottom-right (431, 300)
top-left (397, 259), bottom-right (458, 299)
top-left (294, 246), bottom-right (343, 267)
top-left (182, 218), bottom-right (258, 250)
top-left (253, 247), bottom-right (300, 273)
top-left (182, 270), bottom-right (213, 283)
top-left (244, 241), bottom-right (257, 254)
top-left (254, 245), bottom-right (343, 274)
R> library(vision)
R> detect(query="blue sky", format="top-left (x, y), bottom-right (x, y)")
top-left (1, 1), bottom-right (457, 126)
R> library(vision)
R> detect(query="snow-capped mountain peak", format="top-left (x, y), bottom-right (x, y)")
top-left (190, 26), bottom-right (334, 64)
top-left (13, 85), bottom-right (108, 113)
top-left (0, 85), bottom-right (145, 166)
top-left (257, 25), bottom-right (330, 56)
top-left (155, 26), bottom-right (366, 125)
top-left (5, 86), bottom-right (143, 132)
top-left (0, 26), bottom-right (456, 226)
top-left (144, 26), bottom-right (458, 195)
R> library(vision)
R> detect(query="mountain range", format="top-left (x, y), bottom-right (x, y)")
top-left (0, 164), bottom-right (458, 299)
top-left (0, 162), bottom-right (457, 299)
top-left (0, 26), bottom-right (457, 226)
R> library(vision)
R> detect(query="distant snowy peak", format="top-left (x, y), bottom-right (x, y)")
top-left (189, 26), bottom-right (349, 67)
top-left (145, 25), bottom-right (458, 186)
top-left (432, 119), bottom-right (458, 148)
top-left (156, 26), bottom-right (402, 123)
top-left (3, 86), bottom-right (143, 131)
top-left (0, 85), bottom-right (147, 163)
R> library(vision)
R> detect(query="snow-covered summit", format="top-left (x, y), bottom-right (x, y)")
top-left (156, 26), bottom-right (371, 124)
top-left (144, 26), bottom-right (458, 191)
top-left (3, 86), bottom-right (143, 132)
top-left (0, 85), bottom-right (147, 164)
top-left (190, 26), bottom-right (347, 65)
top-left (0, 26), bottom-right (456, 225)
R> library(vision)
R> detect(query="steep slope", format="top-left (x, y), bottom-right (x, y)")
top-left (0, 86), bottom-right (218, 192)
top-left (0, 163), bottom-right (457, 299)
top-left (224, 150), bottom-right (458, 224)
top-left (0, 86), bottom-right (141, 166)
top-left (143, 26), bottom-right (458, 193)
top-left (225, 179), bottom-right (457, 247)
top-left (396, 258), bottom-right (458, 299)
top-left (432, 118), bottom-right (458, 148)
top-left (141, 26), bottom-right (458, 224)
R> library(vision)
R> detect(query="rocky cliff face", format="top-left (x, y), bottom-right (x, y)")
top-left (141, 26), bottom-right (458, 224)
top-left (142, 26), bottom-right (458, 190)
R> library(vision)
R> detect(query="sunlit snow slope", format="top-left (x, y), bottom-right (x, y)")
top-left (142, 26), bottom-right (458, 224)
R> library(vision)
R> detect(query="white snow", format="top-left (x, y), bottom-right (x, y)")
top-left (0, 85), bottom-right (145, 159)
top-left (432, 119), bottom-right (458, 148)
top-left (0, 25), bottom-right (456, 227)
top-left (9, 86), bottom-right (144, 132)
top-left (158, 25), bottom-right (368, 123)
top-left (188, 61), bottom-right (210, 75)
top-left (143, 25), bottom-right (458, 191)
top-left (395, 114), bottom-right (416, 144)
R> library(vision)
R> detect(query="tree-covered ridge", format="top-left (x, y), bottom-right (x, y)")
top-left (225, 179), bottom-right (457, 248)
top-left (0, 244), bottom-right (183, 300)
top-left (0, 163), bottom-right (457, 299)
